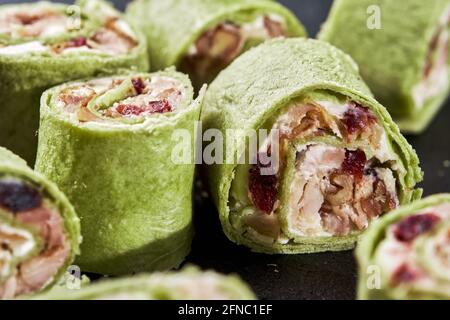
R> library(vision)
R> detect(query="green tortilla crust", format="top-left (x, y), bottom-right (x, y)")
top-left (35, 70), bottom-right (203, 276)
top-left (319, 0), bottom-right (450, 133)
top-left (202, 38), bottom-right (422, 254)
top-left (126, 0), bottom-right (306, 71)
top-left (0, 147), bottom-right (81, 296)
top-left (356, 194), bottom-right (450, 300)
top-left (0, 0), bottom-right (149, 164)
top-left (32, 266), bottom-right (256, 300)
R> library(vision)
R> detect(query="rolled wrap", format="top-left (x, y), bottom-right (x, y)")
top-left (33, 266), bottom-right (256, 300)
top-left (0, 0), bottom-right (149, 164)
top-left (0, 147), bottom-right (80, 299)
top-left (126, 0), bottom-right (306, 88)
top-left (319, 0), bottom-right (450, 133)
top-left (35, 70), bottom-right (203, 275)
top-left (202, 38), bottom-right (422, 254)
top-left (357, 194), bottom-right (450, 300)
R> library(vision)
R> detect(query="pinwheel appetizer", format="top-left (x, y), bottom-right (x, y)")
top-left (0, 147), bottom-right (80, 300)
top-left (35, 71), bottom-right (203, 275)
top-left (202, 38), bottom-right (422, 254)
top-left (0, 0), bottom-right (148, 163)
top-left (126, 0), bottom-right (306, 88)
top-left (357, 194), bottom-right (450, 300)
top-left (33, 266), bottom-right (256, 300)
top-left (319, 0), bottom-right (450, 133)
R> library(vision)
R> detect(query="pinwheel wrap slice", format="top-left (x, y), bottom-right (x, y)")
top-left (35, 70), bottom-right (203, 275)
top-left (32, 266), bottom-right (256, 300)
top-left (126, 0), bottom-right (306, 88)
top-left (202, 38), bottom-right (423, 254)
top-left (319, 0), bottom-right (450, 133)
top-left (0, 147), bottom-right (80, 299)
top-left (357, 194), bottom-right (450, 300)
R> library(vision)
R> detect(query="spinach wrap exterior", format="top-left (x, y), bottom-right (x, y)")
top-left (35, 70), bottom-right (203, 275)
top-left (202, 38), bottom-right (422, 254)
top-left (0, 147), bottom-right (80, 299)
top-left (0, 0), bottom-right (149, 164)
top-left (33, 266), bottom-right (256, 300)
top-left (357, 194), bottom-right (450, 300)
top-left (126, 0), bottom-right (306, 89)
top-left (319, 0), bottom-right (450, 133)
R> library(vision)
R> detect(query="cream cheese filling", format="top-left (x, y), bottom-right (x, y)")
top-left (0, 224), bottom-right (36, 279)
top-left (0, 5), bottom-right (137, 57)
top-left (57, 76), bottom-right (185, 125)
top-left (286, 144), bottom-right (398, 237)
top-left (187, 14), bottom-right (285, 56)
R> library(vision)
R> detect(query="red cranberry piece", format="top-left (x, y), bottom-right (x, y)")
top-left (116, 104), bottom-right (144, 116)
top-left (116, 100), bottom-right (172, 116)
top-left (393, 213), bottom-right (441, 242)
top-left (392, 264), bottom-right (419, 285)
top-left (0, 181), bottom-right (42, 213)
top-left (66, 37), bottom-right (88, 48)
top-left (131, 78), bottom-right (146, 94)
top-left (342, 103), bottom-right (376, 135)
top-left (341, 149), bottom-right (366, 181)
top-left (147, 100), bottom-right (172, 113)
top-left (248, 154), bottom-right (278, 214)
top-left (15, 13), bottom-right (40, 25)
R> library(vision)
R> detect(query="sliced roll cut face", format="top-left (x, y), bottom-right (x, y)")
top-left (179, 14), bottom-right (290, 88)
top-left (0, 1), bottom-right (138, 56)
top-left (126, 0), bottom-right (306, 89)
top-left (357, 195), bottom-right (450, 300)
top-left (52, 74), bottom-right (189, 125)
top-left (229, 91), bottom-right (404, 250)
top-left (0, 176), bottom-right (74, 299)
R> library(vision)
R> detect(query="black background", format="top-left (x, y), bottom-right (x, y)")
top-left (3, 0), bottom-right (450, 300)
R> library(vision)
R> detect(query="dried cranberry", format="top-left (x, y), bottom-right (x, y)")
top-left (342, 103), bottom-right (376, 136)
top-left (116, 104), bottom-right (144, 116)
top-left (66, 37), bottom-right (88, 48)
top-left (0, 181), bottom-right (42, 213)
top-left (341, 149), bottom-right (366, 181)
top-left (116, 100), bottom-right (172, 116)
top-left (131, 78), bottom-right (146, 94)
top-left (248, 154), bottom-right (278, 214)
top-left (15, 13), bottom-right (40, 25)
top-left (393, 213), bottom-right (441, 242)
top-left (147, 100), bottom-right (172, 113)
top-left (392, 264), bottom-right (419, 285)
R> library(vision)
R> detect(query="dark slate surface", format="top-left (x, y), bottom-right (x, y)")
top-left (4, 0), bottom-right (449, 300)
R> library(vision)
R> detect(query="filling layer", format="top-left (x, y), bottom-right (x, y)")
top-left (286, 144), bottom-right (397, 237)
top-left (412, 7), bottom-right (450, 109)
top-left (55, 75), bottom-right (185, 124)
top-left (229, 92), bottom-right (401, 244)
top-left (375, 203), bottom-right (450, 294)
top-left (0, 177), bottom-right (69, 299)
top-left (0, 4), bottom-right (137, 56)
top-left (179, 14), bottom-right (286, 87)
